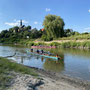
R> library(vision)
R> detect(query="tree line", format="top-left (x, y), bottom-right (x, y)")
top-left (0, 14), bottom-right (82, 43)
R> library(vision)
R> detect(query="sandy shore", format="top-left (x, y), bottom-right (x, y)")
top-left (8, 67), bottom-right (90, 90)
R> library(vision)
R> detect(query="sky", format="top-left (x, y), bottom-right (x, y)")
top-left (0, 0), bottom-right (90, 33)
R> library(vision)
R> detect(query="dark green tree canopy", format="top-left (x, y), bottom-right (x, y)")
top-left (26, 25), bottom-right (31, 30)
top-left (43, 14), bottom-right (65, 39)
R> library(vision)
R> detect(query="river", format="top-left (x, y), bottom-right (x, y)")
top-left (0, 45), bottom-right (90, 81)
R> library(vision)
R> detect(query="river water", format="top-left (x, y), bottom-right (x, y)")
top-left (0, 45), bottom-right (90, 81)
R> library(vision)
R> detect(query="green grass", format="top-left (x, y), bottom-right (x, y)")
top-left (21, 40), bottom-right (90, 49)
top-left (60, 41), bottom-right (90, 49)
top-left (0, 57), bottom-right (38, 89)
top-left (18, 38), bottom-right (90, 49)
top-left (47, 41), bottom-right (90, 49)
top-left (57, 33), bottom-right (90, 40)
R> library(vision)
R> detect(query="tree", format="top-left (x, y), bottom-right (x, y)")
top-left (30, 28), bottom-right (40, 38)
top-left (26, 25), bottom-right (31, 30)
top-left (43, 14), bottom-right (65, 40)
top-left (64, 29), bottom-right (80, 37)
top-left (13, 26), bottom-right (19, 32)
top-left (0, 30), bottom-right (8, 38)
top-left (64, 29), bottom-right (73, 37)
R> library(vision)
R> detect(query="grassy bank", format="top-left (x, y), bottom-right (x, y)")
top-left (50, 41), bottom-right (90, 49)
top-left (57, 33), bottom-right (90, 40)
top-left (57, 41), bottom-right (90, 49)
top-left (0, 57), bottom-right (38, 89)
top-left (20, 40), bottom-right (90, 49)
top-left (1, 33), bottom-right (90, 50)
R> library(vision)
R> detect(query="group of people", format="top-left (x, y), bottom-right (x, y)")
top-left (36, 49), bottom-right (44, 54)
top-left (30, 49), bottom-right (44, 54)
top-left (30, 48), bottom-right (60, 58)
top-left (30, 48), bottom-right (52, 56)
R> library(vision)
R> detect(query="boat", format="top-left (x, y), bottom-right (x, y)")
top-left (31, 46), bottom-right (56, 49)
top-left (26, 50), bottom-right (60, 60)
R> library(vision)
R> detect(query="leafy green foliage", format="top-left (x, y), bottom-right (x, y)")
top-left (64, 29), bottom-right (80, 37)
top-left (49, 42), bottom-right (60, 46)
top-left (43, 14), bottom-right (65, 40)
top-left (0, 14), bottom-right (90, 44)
top-left (0, 26), bottom-right (43, 44)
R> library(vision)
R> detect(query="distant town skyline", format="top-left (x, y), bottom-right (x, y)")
top-left (0, 0), bottom-right (90, 33)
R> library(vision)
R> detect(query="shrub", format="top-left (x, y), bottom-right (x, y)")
top-left (49, 42), bottom-right (60, 46)
top-left (61, 42), bottom-right (71, 48)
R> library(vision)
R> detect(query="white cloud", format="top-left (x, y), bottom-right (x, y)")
top-left (46, 8), bottom-right (51, 12)
top-left (84, 27), bottom-right (90, 30)
top-left (5, 22), bottom-right (19, 26)
top-left (5, 19), bottom-right (28, 27)
top-left (83, 30), bottom-right (88, 33)
top-left (34, 21), bottom-right (38, 24)
top-left (88, 9), bottom-right (90, 12)
top-left (22, 20), bottom-right (28, 23)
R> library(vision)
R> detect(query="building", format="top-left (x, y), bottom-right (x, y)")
top-left (20, 20), bottom-right (22, 27)
top-left (18, 20), bottom-right (25, 32)
top-left (41, 28), bottom-right (45, 31)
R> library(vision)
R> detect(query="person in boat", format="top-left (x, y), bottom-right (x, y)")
top-left (36, 49), bottom-right (39, 54)
top-left (56, 54), bottom-right (61, 60)
top-left (31, 48), bottom-right (33, 52)
top-left (41, 49), bottom-right (44, 54)
top-left (48, 51), bottom-right (51, 56)
top-left (56, 54), bottom-right (59, 57)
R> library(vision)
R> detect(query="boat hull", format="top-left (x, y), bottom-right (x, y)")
top-left (26, 50), bottom-right (59, 60)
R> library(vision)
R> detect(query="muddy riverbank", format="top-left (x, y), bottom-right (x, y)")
top-left (8, 66), bottom-right (90, 90)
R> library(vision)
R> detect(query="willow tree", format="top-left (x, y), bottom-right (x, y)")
top-left (43, 14), bottom-right (65, 40)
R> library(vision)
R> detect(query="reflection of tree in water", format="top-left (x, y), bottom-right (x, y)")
top-left (43, 58), bottom-right (64, 72)
top-left (41, 57), bottom-right (44, 62)
top-left (21, 56), bottom-right (24, 63)
top-left (31, 49), bottom-right (65, 72)
top-left (20, 56), bottom-right (31, 64)
top-left (60, 48), bottom-right (90, 58)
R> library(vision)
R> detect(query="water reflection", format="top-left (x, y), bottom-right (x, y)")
top-left (0, 45), bottom-right (90, 81)
top-left (21, 56), bottom-right (24, 64)
top-left (58, 48), bottom-right (90, 59)
top-left (44, 58), bottom-right (64, 72)
top-left (44, 48), bottom-right (64, 59)
top-left (17, 51), bottom-right (65, 73)
top-left (14, 49), bottom-right (65, 73)
top-left (45, 48), bottom-right (90, 59)
top-left (41, 57), bottom-right (44, 62)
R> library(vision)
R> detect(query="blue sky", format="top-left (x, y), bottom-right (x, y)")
top-left (0, 0), bottom-right (90, 33)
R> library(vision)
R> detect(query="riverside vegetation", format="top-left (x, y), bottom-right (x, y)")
top-left (20, 40), bottom-right (90, 49)
top-left (0, 14), bottom-right (90, 49)
top-left (0, 57), bottom-right (38, 89)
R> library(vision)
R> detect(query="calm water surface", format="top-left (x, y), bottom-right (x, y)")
top-left (0, 45), bottom-right (90, 81)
